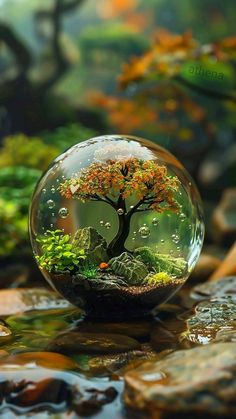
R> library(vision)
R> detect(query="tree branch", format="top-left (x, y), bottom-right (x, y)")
top-left (90, 194), bottom-right (117, 208)
top-left (0, 22), bottom-right (32, 75)
top-left (37, 0), bottom-right (85, 90)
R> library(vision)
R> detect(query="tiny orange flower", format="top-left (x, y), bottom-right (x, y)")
top-left (99, 262), bottom-right (109, 270)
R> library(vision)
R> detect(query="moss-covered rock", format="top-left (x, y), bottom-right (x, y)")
top-left (109, 252), bottom-right (148, 285)
top-left (144, 272), bottom-right (173, 286)
top-left (134, 247), bottom-right (187, 278)
top-left (72, 227), bottom-right (108, 264)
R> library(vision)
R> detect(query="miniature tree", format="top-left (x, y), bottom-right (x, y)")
top-left (59, 158), bottom-right (180, 257)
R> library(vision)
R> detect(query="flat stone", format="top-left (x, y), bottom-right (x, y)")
top-left (214, 329), bottom-right (236, 343)
top-left (0, 288), bottom-right (71, 316)
top-left (180, 299), bottom-right (236, 344)
top-left (0, 351), bottom-right (77, 370)
top-left (83, 343), bottom-right (157, 377)
top-left (76, 320), bottom-right (152, 339)
top-left (212, 188), bottom-right (236, 245)
top-left (124, 343), bottom-right (236, 416)
top-left (191, 276), bottom-right (236, 301)
top-left (190, 253), bottom-right (221, 282)
top-left (151, 318), bottom-right (186, 351)
top-left (48, 331), bottom-right (141, 354)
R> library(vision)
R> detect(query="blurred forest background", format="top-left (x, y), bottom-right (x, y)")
top-left (0, 0), bottom-right (236, 285)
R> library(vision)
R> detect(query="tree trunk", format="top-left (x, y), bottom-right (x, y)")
top-left (107, 213), bottom-right (131, 258)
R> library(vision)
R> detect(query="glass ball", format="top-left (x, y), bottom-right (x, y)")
top-left (29, 135), bottom-right (204, 319)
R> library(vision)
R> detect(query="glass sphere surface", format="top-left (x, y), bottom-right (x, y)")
top-left (29, 135), bottom-right (204, 319)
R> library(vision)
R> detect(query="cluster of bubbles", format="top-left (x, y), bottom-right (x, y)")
top-left (171, 234), bottom-right (180, 244)
top-left (100, 220), bottom-right (111, 229)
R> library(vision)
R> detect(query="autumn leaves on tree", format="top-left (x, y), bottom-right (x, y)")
top-left (59, 158), bottom-right (180, 256)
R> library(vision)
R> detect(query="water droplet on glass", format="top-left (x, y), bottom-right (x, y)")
top-left (132, 237), bottom-right (135, 241)
top-left (105, 222), bottom-right (111, 229)
top-left (139, 226), bottom-right (150, 238)
top-left (117, 208), bottom-right (124, 216)
top-left (42, 188), bottom-right (46, 194)
top-left (51, 212), bottom-right (55, 217)
top-left (51, 186), bottom-right (56, 194)
top-left (133, 231), bottom-right (137, 235)
top-left (50, 224), bottom-right (54, 228)
top-left (47, 199), bottom-right (55, 209)
top-left (100, 220), bottom-right (104, 226)
top-left (152, 217), bottom-right (158, 226)
top-left (172, 235), bottom-right (179, 244)
top-left (180, 213), bottom-right (186, 220)
top-left (161, 239), bottom-right (165, 243)
top-left (58, 207), bottom-right (69, 218)
top-left (130, 205), bottom-right (134, 209)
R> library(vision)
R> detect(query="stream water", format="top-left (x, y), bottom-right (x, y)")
top-left (0, 284), bottom-right (229, 418)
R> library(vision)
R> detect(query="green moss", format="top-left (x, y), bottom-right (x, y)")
top-left (79, 263), bottom-right (98, 279)
top-left (134, 247), bottom-right (187, 278)
top-left (144, 272), bottom-right (173, 286)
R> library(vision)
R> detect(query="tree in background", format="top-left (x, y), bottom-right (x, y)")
top-left (91, 30), bottom-right (236, 178)
top-left (0, 0), bottom-right (103, 136)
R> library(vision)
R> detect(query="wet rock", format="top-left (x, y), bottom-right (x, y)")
top-left (190, 253), bottom-right (221, 282)
top-left (0, 352), bottom-right (118, 416)
top-left (151, 318), bottom-right (186, 352)
top-left (0, 288), bottom-right (71, 316)
top-left (72, 386), bottom-right (118, 416)
top-left (213, 329), bottom-right (236, 343)
top-left (191, 276), bottom-right (236, 301)
top-left (0, 351), bottom-right (77, 370)
top-left (76, 319), bottom-right (152, 339)
top-left (124, 343), bottom-right (236, 416)
top-left (180, 299), bottom-right (236, 344)
top-left (212, 188), bottom-right (236, 246)
top-left (48, 331), bottom-right (141, 354)
top-left (109, 252), bottom-right (148, 285)
top-left (209, 242), bottom-right (236, 281)
top-left (84, 344), bottom-right (157, 377)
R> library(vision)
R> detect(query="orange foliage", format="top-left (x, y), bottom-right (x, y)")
top-left (97, 0), bottom-right (136, 19)
top-left (118, 30), bottom-right (197, 88)
top-left (90, 92), bottom-right (156, 133)
top-left (59, 158), bottom-right (180, 214)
